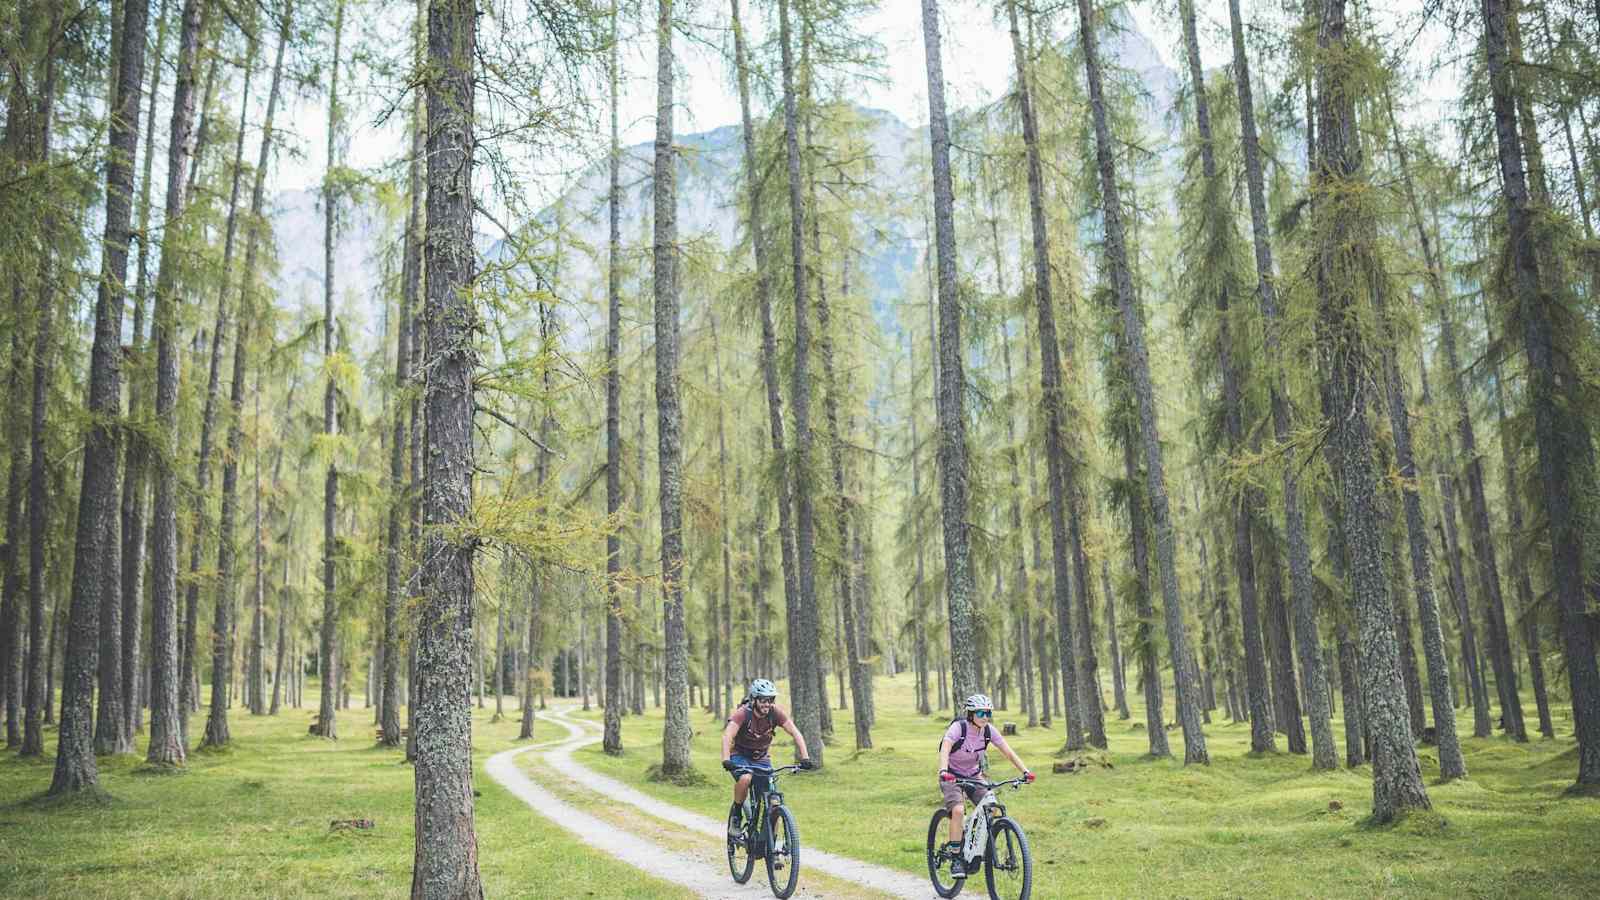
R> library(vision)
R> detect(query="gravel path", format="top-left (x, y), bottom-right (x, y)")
top-left (485, 717), bottom-right (771, 899)
top-left (536, 706), bottom-right (933, 900)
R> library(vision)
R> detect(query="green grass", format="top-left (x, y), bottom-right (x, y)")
top-left (0, 687), bottom-right (691, 899)
top-left (575, 674), bottom-right (1600, 898)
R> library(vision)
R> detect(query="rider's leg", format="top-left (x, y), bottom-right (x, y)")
top-left (734, 773), bottom-right (753, 806)
top-left (948, 801), bottom-right (964, 844)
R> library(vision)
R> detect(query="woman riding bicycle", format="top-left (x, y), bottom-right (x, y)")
top-left (722, 679), bottom-right (813, 838)
top-left (938, 693), bottom-right (1034, 878)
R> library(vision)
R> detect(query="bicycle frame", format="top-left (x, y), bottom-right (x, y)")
top-left (735, 765), bottom-right (802, 855)
top-left (949, 777), bottom-right (1027, 864)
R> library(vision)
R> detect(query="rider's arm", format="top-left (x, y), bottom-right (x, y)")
top-left (939, 738), bottom-right (955, 777)
top-left (721, 716), bottom-right (741, 761)
top-left (779, 717), bottom-right (810, 761)
top-left (990, 729), bottom-right (1031, 776)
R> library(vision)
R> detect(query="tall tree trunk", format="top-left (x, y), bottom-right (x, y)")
top-left (908, 336), bottom-right (931, 717)
top-left (19, 12), bottom-right (61, 760)
top-left (1227, 0), bottom-right (1335, 767)
top-left (773, 0), bottom-right (824, 764)
top-left (410, 0), bottom-right (485, 892)
top-left (1480, 0), bottom-right (1600, 787)
top-left (919, 0), bottom-right (980, 716)
top-left (75, 0), bottom-right (146, 764)
top-left (203, 3), bottom-right (276, 749)
top-left (812, 204), bottom-right (870, 750)
top-left (1368, 256), bottom-right (1465, 776)
top-left (993, 235), bottom-right (1035, 729)
top-left (1078, 0), bottom-right (1206, 763)
top-left (729, 0), bottom-right (795, 728)
top-left (1483, 308), bottom-right (1553, 739)
top-left (147, 0), bottom-right (205, 769)
top-left (651, 0), bottom-right (694, 779)
top-left (120, 0), bottom-right (173, 743)
top-left (1102, 558), bottom-right (1130, 720)
top-left (1122, 436), bottom-right (1168, 757)
top-left (1311, 0), bottom-right (1429, 820)
top-left (314, 0), bottom-right (347, 741)
top-left (599, 0), bottom-right (624, 754)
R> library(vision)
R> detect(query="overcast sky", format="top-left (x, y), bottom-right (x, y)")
top-left (268, 0), bottom-right (1462, 208)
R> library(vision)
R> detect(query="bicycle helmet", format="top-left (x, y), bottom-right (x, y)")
top-left (963, 693), bottom-right (993, 714)
top-left (749, 679), bottom-right (778, 699)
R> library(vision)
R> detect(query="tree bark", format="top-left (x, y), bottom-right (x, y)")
top-left (77, 0), bottom-right (147, 763)
top-left (313, 0), bottom-right (347, 741)
top-left (599, 0), bottom-right (624, 754)
top-left (774, 0), bottom-right (825, 764)
top-left (409, 0), bottom-right (485, 893)
top-left (147, 0), bottom-right (205, 769)
top-left (919, 0), bottom-right (980, 717)
top-left (1312, 0), bottom-right (1430, 821)
top-left (1078, 0), bottom-right (1206, 763)
top-left (1480, 0), bottom-right (1600, 786)
top-left (651, 0), bottom-right (695, 779)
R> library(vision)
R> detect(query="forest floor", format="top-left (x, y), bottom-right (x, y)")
top-left (0, 688), bottom-right (691, 898)
top-left (572, 674), bottom-right (1600, 899)
top-left (1, 675), bottom-right (1595, 898)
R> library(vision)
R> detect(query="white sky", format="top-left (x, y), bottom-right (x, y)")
top-left (268, 0), bottom-right (1462, 207)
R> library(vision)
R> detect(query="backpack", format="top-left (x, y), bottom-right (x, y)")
top-left (939, 718), bottom-right (993, 776)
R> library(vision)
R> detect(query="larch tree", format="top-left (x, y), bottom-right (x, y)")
top-left (602, 0), bottom-right (624, 756)
top-left (1225, 0), bottom-right (1336, 768)
top-left (652, 0), bottom-right (695, 780)
top-left (776, 0), bottom-right (825, 763)
top-left (1479, 0), bottom-right (1600, 789)
top-left (1003, 0), bottom-right (1085, 750)
top-left (1309, 0), bottom-right (1430, 821)
top-left (918, 0), bottom-right (979, 709)
top-left (410, 0), bottom-right (485, 893)
top-left (314, 0), bottom-right (348, 741)
top-left (1076, 0), bottom-right (1207, 764)
top-left (147, 0), bottom-right (206, 770)
top-left (57, 0), bottom-right (149, 785)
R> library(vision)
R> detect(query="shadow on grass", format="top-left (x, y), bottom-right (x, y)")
top-left (130, 761), bottom-right (188, 777)
top-left (646, 763), bottom-right (709, 787)
top-left (21, 785), bottom-right (115, 810)
top-left (1355, 808), bottom-right (1450, 834)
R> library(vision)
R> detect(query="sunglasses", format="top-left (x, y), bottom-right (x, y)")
top-left (972, 710), bottom-right (992, 719)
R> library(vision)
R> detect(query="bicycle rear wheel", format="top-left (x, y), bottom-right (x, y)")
top-left (764, 804), bottom-right (800, 899)
top-left (926, 808), bottom-right (964, 898)
top-left (984, 817), bottom-right (1032, 900)
top-left (727, 803), bottom-right (755, 884)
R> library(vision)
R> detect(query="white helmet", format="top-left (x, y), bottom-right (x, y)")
top-left (964, 693), bottom-right (993, 713)
top-left (749, 679), bottom-right (778, 699)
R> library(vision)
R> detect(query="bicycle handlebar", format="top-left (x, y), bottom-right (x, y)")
top-left (732, 764), bottom-right (808, 777)
top-left (947, 775), bottom-right (1032, 790)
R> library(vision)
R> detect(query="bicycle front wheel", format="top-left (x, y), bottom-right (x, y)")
top-left (926, 808), bottom-right (964, 899)
top-left (764, 804), bottom-right (800, 899)
top-left (984, 817), bottom-right (1032, 900)
top-left (727, 804), bottom-right (755, 884)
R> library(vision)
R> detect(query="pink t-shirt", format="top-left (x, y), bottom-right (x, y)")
top-left (943, 720), bottom-right (1009, 777)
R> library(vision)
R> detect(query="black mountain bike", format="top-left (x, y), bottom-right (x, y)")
top-left (926, 775), bottom-right (1033, 900)
top-left (726, 764), bottom-right (806, 899)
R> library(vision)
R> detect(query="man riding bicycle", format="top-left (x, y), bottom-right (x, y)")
top-left (938, 693), bottom-right (1033, 878)
top-left (722, 679), bottom-right (814, 838)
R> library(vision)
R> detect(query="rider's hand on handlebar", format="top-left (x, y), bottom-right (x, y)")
top-left (939, 770), bottom-right (956, 782)
top-left (1023, 770), bottom-right (1035, 783)
top-left (798, 758), bottom-right (816, 770)
top-left (722, 759), bottom-right (738, 772)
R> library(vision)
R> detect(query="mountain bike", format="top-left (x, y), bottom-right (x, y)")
top-left (726, 763), bottom-right (807, 899)
top-left (926, 775), bottom-right (1033, 900)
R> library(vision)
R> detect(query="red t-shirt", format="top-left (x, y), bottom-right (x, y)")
top-left (730, 704), bottom-right (790, 761)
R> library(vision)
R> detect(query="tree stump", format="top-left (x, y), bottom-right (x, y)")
top-left (1002, 722), bottom-right (1018, 736)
